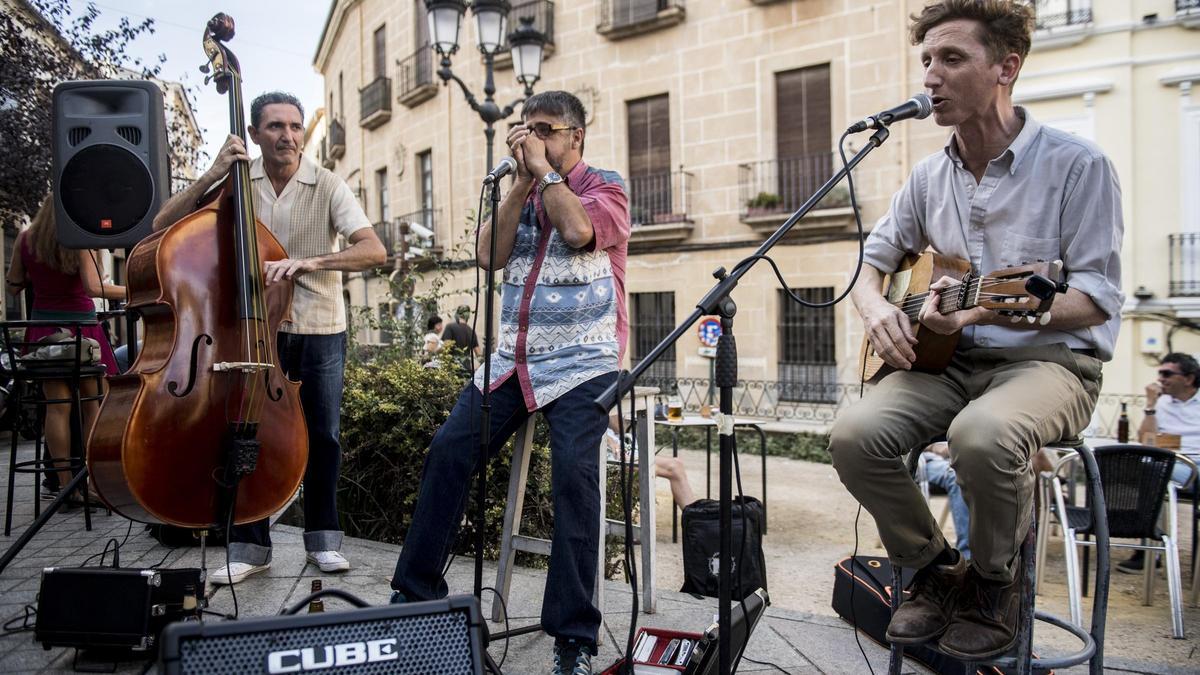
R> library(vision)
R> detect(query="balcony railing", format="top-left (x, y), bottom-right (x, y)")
top-left (1169, 233), bottom-right (1200, 297)
top-left (1033, 0), bottom-right (1092, 30)
top-left (359, 76), bottom-right (392, 129)
top-left (496, 0), bottom-right (556, 68)
top-left (327, 118), bottom-right (345, 160)
top-left (738, 154), bottom-right (842, 218)
top-left (597, 0), bottom-right (685, 39)
top-left (1181, 0), bottom-right (1200, 10)
top-left (319, 138), bottom-right (334, 169)
top-left (628, 169), bottom-right (693, 227)
top-left (397, 46), bottom-right (437, 108)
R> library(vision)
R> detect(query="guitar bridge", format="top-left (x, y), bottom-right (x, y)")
top-left (212, 362), bottom-right (274, 373)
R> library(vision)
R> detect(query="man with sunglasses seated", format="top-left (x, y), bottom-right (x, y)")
top-left (389, 90), bottom-right (629, 675)
top-left (1120, 352), bottom-right (1200, 572)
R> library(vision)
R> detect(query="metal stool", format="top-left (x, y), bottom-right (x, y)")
top-left (887, 442), bottom-right (1109, 675)
top-left (492, 387), bottom-right (659, 638)
top-left (2, 320), bottom-right (108, 536)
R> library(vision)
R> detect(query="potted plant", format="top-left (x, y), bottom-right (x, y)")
top-left (745, 191), bottom-right (784, 216)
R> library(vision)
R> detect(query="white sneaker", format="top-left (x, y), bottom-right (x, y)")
top-left (306, 550), bottom-right (350, 572)
top-left (210, 561), bottom-right (270, 586)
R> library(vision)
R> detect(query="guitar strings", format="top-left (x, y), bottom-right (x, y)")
top-left (894, 276), bottom-right (1032, 314)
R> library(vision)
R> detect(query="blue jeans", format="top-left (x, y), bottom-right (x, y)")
top-left (391, 372), bottom-right (615, 646)
top-left (922, 452), bottom-right (971, 559)
top-left (228, 332), bottom-right (347, 564)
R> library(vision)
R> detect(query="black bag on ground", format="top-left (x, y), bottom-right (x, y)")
top-left (831, 556), bottom-right (1051, 675)
top-left (679, 496), bottom-right (767, 600)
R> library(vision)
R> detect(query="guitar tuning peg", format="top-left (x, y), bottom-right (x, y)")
top-left (199, 64), bottom-right (210, 74)
top-left (1026, 315), bottom-right (1037, 324)
top-left (1010, 314), bottom-right (1021, 324)
top-left (1039, 312), bottom-right (1052, 326)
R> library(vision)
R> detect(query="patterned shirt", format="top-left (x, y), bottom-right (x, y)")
top-left (863, 107), bottom-right (1124, 360)
top-left (476, 160), bottom-right (630, 410)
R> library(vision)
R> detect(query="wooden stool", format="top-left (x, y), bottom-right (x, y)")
top-left (492, 386), bottom-right (660, 638)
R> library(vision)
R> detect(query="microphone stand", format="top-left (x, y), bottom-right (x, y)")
top-left (596, 126), bottom-right (892, 675)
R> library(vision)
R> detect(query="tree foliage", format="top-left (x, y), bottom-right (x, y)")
top-left (0, 0), bottom-right (203, 227)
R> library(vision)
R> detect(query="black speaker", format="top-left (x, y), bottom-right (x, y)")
top-left (159, 594), bottom-right (485, 675)
top-left (52, 79), bottom-right (170, 249)
top-left (35, 566), bottom-right (203, 651)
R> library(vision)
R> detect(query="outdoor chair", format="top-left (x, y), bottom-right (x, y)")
top-left (1040, 444), bottom-right (1187, 639)
top-left (2, 320), bottom-right (107, 536)
top-left (891, 439), bottom-right (1109, 675)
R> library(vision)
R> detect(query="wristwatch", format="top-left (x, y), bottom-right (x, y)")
top-left (538, 171), bottom-right (565, 195)
top-left (1144, 408), bottom-right (1156, 415)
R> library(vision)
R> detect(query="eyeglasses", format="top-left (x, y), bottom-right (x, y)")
top-left (527, 122), bottom-right (576, 139)
top-left (1158, 369), bottom-right (1184, 378)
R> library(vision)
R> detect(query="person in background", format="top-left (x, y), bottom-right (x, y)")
top-left (441, 304), bottom-right (481, 373)
top-left (5, 196), bottom-right (124, 498)
top-left (422, 315), bottom-right (444, 367)
top-left (1119, 352), bottom-right (1200, 573)
top-left (920, 440), bottom-right (971, 559)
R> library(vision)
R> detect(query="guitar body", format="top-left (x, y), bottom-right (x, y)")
top-left (859, 252), bottom-right (970, 381)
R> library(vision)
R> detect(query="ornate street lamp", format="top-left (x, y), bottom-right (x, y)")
top-left (425, 0), bottom-right (466, 56)
top-left (424, 0), bottom-right (547, 174)
top-left (508, 16), bottom-right (544, 92)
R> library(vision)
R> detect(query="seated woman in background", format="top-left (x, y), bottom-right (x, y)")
top-left (5, 197), bottom-right (125, 498)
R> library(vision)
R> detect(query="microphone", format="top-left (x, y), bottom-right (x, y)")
top-left (847, 94), bottom-right (933, 133)
top-left (482, 156), bottom-right (517, 185)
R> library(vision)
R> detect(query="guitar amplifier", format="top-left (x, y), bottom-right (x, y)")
top-left (36, 567), bottom-right (203, 651)
top-left (159, 594), bottom-right (485, 675)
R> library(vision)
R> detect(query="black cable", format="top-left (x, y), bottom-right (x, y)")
top-left (728, 130), bottom-right (867, 312)
top-left (739, 655), bottom-right (790, 674)
top-left (79, 518), bottom-right (132, 568)
top-left (150, 545), bottom-right (174, 569)
top-left (849, 504), bottom-right (878, 675)
top-left (481, 586), bottom-right (511, 668)
top-left (1, 605), bottom-right (36, 638)
top-left (615, 392), bottom-right (639, 673)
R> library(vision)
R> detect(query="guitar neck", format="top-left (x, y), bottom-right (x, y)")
top-left (895, 276), bottom-right (982, 320)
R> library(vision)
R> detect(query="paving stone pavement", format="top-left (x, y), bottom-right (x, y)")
top-left (0, 438), bottom-right (1178, 674)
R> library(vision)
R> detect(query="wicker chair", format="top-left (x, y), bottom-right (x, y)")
top-left (1043, 444), bottom-right (1187, 639)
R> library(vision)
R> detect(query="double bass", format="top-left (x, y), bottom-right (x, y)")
top-left (89, 14), bottom-right (308, 527)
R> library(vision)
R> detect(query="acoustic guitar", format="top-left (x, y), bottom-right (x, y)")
top-left (859, 252), bottom-right (1064, 381)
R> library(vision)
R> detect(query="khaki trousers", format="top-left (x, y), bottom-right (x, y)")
top-left (829, 344), bottom-right (1101, 582)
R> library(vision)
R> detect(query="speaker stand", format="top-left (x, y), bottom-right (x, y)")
top-left (0, 467), bottom-right (91, 575)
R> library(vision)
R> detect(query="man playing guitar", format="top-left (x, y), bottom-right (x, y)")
top-left (829, 0), bottom-right (1123, 660)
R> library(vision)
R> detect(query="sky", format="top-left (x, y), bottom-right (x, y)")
top-left (71, 0), bottom-right (332, 165)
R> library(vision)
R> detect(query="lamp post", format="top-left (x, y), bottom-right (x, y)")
top-left (424, 0), bottom-right (547, 175)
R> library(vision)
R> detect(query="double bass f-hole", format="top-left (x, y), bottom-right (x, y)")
top-left (167, 334), bottom-right (213, 397)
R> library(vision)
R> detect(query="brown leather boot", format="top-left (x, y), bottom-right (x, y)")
top-left (939, 566), bottom-right (1022, 659)
top-left (885, 550), bottom-right (968, 644)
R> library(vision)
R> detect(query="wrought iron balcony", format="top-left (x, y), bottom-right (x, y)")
top-left (397, 46), bottom-right (438, 108)
top-left (627, 168), bottom-right (694, 246)
top-left (1033, 0), bottom-right (1092, 31)
top-left (1179, 0), bottom-right (1200, 27)
top-left (1169, 233), bottom-right (1200, 297)
top-left (319, 138), bottom-right (334, 169)
top-left (359, 76), bottom-right (392, 130)
top-left (326, 118), bottom-right (345, 160)
top-left (1181, 0), bottom-right (1200, 10)
top-left (597, 0), bottom-right (685, 40)
top-left (495, 1), bottom-right (556, 69)
top-left (738, 154), bottom-right (854, 236)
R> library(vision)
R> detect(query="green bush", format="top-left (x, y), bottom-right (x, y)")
top-left (286, 355), bottom-right (637, 578)
top-left (746, 191), bottom-right (783, 210)
top-left (660, 426), bottom-right (831, 464)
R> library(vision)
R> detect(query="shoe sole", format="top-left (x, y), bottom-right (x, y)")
top-left (306, 557), bottom-right (350, 573)
top-left (885, 627), bottom-right (948, 645)
top-left (938, 634), bottom-right (1018, 661)
top-left (210, 565), bottom-right (269, 586)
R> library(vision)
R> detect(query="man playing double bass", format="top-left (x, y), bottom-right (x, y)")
top-left (828, 0), bottom-right (1122, 659)
top-left (154, 92), bottom-right (386, 584)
